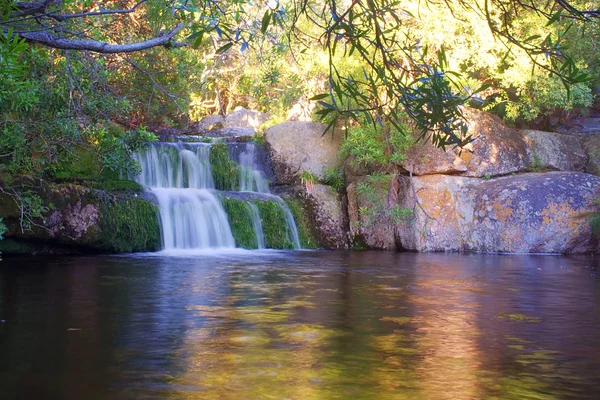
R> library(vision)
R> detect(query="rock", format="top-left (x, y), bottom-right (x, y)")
top-left (0, 183), bottom-right (161, 255)
top-left (400, 109), bottom-right (531, 177)
top-left (297, 184), bottom-right (348, 249)
top-left (521, 129), bottom-right (587, 172)
top-left (286, 98), bottom-right (315, 122)
top-left (392, 172), bottom-right (600, 254)
top-left (463, 109), bottom-right (532, 177)
top-left (578, 134), bottom-right (600, 175)
top-left (346, 175), bottom-right (398, 250)
top-left (205, 127), bottom-right (255, 138)
top-left (394, 174), bottom-right (479, 251)
top-left (264, 122), bottom-right (343, 184)
top-left (192, 114), bottom-right (225, 132)
top-left (401, 140), bottom-right (470, 175)
top-left (225, 107), bottom-right (268, 129)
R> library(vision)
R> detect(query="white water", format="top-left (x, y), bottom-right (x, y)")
top-left (247, 203), bottom-right (266, 249)
top-left (134, 142), bottom-right (301, 250)
top-left (237, 144), bottom-right (270, 193)
top-left (134, 143), bottom-right (234, 250)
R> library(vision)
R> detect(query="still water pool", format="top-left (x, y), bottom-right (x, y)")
top-left (1, 251), bottom-right (599, 399)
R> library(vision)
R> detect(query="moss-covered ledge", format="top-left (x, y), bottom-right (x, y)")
top-left (0, 181), bottom-right (161, 255)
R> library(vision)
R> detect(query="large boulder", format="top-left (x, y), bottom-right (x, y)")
top-left (264, 122), bottom-right (343, 184)
top-left (391, 172), bottom-right (600, 253)
top-left (296, 184), bottom-right (348, 249)
top-left (0, 183), bottom-right (161, 255)
top-left (401, 109), bottom-right (532, 177)
top-left (191, 114), bottom-right (225, 132)
top-left (349, 172), bottom-right (599, 253)
top-left (225, 107), bottom-right (268, 129)
top-left (521, 130), bottom-right (587, 172)
top-left (578, 134), bottom-right (600, 175)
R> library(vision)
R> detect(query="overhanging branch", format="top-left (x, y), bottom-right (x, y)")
top-left (15, 23), bottom-right (184, 53)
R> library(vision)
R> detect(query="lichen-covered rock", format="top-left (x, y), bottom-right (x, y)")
top-left (392, 172), bottom-right (600, 254)
top-left (0, 183), bottom-right (161, 255)
top-left (394, 174), bottom-right (479, 251)
top-left (264, 121), bottom-right (343, 184)
top-left (578, 134), bottom-right (600, 176)
top-left (346, 176), bottom-right (398, 250)
top-left (521, 130), bottom-right (587, 172)
top-left (225, 107), bottom-right (268, 129)
top-left (400, 109), bottom-right (531, 177)
top-left (298, 184), bottom-right (348, 249)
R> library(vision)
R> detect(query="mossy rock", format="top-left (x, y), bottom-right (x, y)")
top-left (0, 182), bottom-right (161, 255)
top-left (210, 142), bottom-right (240, 191)
top-left (285, 198), bottom-right (320, 249)
top-left (221, 196), bottom-right (259, 249)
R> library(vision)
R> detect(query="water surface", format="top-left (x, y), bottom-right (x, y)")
top-left (1, 251), bottom-right (599, 399)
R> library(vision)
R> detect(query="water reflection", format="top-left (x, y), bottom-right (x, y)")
top-left (0, 252), bottom-right (599, 399)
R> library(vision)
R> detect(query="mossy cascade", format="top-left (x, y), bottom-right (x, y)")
top-left (132, 141), bottom-right (303, 251)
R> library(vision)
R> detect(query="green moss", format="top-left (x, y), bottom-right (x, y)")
top-left (221, 197), bottom-right (258, 249)
top-left (49, 148), bottom-right (102, 180)
top-left (83, 179), bottom-right (144, 192)
top-left (97, 195), bottom-right (161, 252)
top-left (209, 142), bottom-right (240, 191)
top-left (285, 199), bottom-right (319, 249)
top-left (256, 200), bottom-right (294, 249)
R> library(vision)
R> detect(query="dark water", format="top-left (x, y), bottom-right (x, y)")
top-left (1, 251), bottom-right (599, 400)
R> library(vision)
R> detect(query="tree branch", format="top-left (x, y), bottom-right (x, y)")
top-left (52, 0), bottom-right (148, 21)
top-left (15, 23), bottom-right (184, 53)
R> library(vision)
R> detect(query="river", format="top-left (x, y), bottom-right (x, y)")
top-left (1, 251), bottom-right (599, 399)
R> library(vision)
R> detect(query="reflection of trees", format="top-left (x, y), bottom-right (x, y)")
top-left (2, 253), bottom-right (599, 399)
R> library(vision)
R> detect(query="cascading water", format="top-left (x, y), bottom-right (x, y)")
top-left (134, 141), bottom-right (301, 250)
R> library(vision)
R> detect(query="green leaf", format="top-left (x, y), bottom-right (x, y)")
top-left (216, 42), bottom-right (233, 54)
top-left (261, 10), bottom-right (271, 33)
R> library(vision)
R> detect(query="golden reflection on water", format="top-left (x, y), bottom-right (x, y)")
top-left (146, 264), bottom-right (569, 400)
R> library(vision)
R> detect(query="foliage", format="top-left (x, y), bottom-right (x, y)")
top-left (340, 122), bottom-right (413, 170)
top-left (321, 167), bottom-right (345, 192)
top-left (0, 218), bottom-right (5, 240)
top-left (355, 175), bottom-right (413, 228)
top-left (209, 143), bottom-right (240, 190)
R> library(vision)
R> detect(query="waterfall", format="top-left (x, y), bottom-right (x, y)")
top-left (246, 203), bottom-right (265, 249)
top-left (134, 141), bottom-right (301, 250)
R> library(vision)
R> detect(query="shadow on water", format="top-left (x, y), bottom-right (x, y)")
top-left (0, 252), bottom-right (599, 399)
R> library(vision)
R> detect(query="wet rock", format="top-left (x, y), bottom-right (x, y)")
top-left (297, 184), bottom-right (348, 249)
top-left (205, 127), bottom-right (255, 138)
top-left (521, 129), bottom-right (587, 172)
top-left (392, 172), bottom-right (600, 254)
top-left (264, 122), bottom-right (343, 184)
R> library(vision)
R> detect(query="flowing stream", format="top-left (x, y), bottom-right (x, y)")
top-left (133, 142), bottom-right (300, 251)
